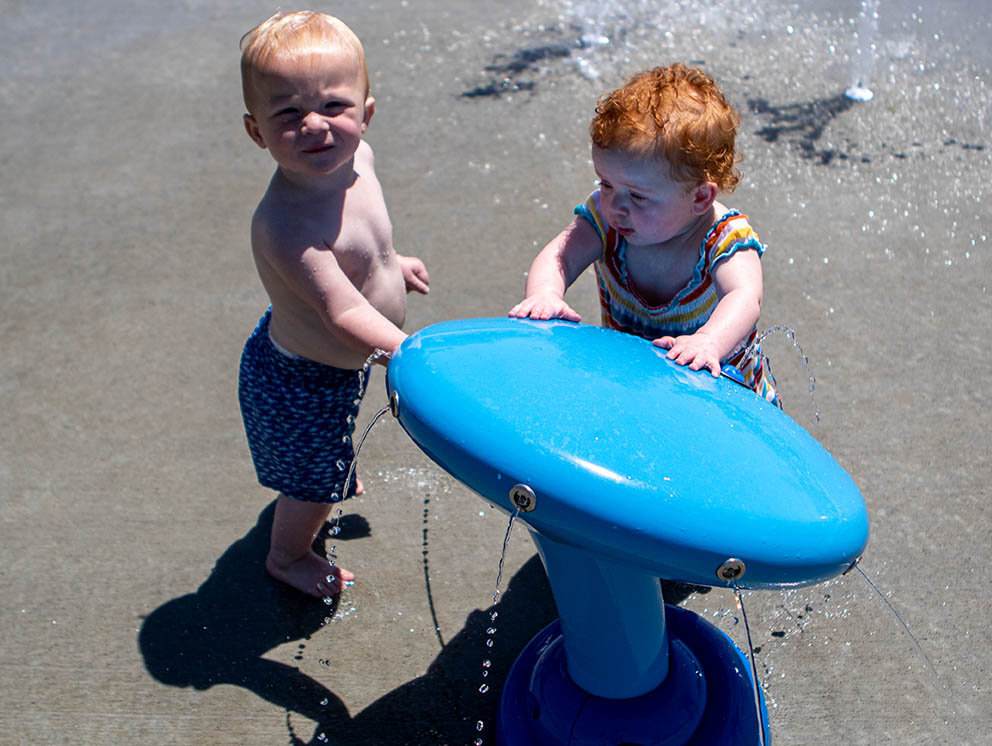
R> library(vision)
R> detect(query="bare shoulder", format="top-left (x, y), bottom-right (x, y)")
top-left (251, 190), bottom-right (299, 253)
top-left (250, 187), bottom-right (335, 268)
top-left (354, 139), bottom-right (376, 171)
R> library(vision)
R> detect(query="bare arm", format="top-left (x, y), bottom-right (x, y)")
top-left (508, 216), bottom-right (603, 321)
top-left (653, 249), bottom-right (763, 376)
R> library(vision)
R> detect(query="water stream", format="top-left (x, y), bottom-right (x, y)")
top-left (743, 325), bottom-right (821, 425)
top-left (845, 0), bottom-right (880, 101)
top-left (474, 507), bottom-right (521, 746)
top-left (853, 564), bottom-right (946, 693)
top-left (321, 403), bottom-right (393, 602)
top-left (734, 586), bottom-right (769, 746)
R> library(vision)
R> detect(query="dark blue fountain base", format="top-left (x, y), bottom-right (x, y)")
top-left (498, 605), bottom-right (770, 746)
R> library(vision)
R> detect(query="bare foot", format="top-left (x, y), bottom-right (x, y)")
top-left (354, 477), bottom-right (364, 496)
top-left (266, 550), bottom-right (357, 598)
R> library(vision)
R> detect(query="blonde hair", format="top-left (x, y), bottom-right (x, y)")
top-left (240, 11), bottom-right (370, 112)
top-left (590, 64), bottom-right (740, 192)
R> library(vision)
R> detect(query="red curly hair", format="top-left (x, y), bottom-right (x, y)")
top-left (590, 64), bottom-right (740, 192)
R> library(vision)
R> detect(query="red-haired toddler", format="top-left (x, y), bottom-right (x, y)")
top-left (510, 64), bottom-right (778, 403)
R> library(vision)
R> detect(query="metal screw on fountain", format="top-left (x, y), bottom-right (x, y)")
top-left (509, 484), bottom-right (537, 512)
top-left (717, 558), bottom-right (747, 582)
top-left (389, 390), bottom-right (400, 419)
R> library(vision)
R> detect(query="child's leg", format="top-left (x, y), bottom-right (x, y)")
top-left (266, 493), bottom-right (356, 597)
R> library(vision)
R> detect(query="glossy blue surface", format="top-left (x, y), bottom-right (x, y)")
top-left (387, 317), bottom-right (869, 589)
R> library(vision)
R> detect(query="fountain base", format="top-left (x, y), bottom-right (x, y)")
top-left (498, 606), bottom-right (770, 746)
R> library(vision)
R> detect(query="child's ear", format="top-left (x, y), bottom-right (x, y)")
top-left (691, 182), bottom-right (718, 215)
top-left (361, 97), bottom-right (375, 132)
top-left (243, 113), bottom-right (267, 149)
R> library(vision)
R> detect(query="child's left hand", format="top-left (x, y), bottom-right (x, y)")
top-left (398, 255), bottom-right (430, 295)
top-left (653, 333), bottom-right (722, 377)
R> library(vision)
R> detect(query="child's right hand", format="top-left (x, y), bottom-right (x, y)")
top-left (508, 292), bottom-right (582, 322)
top-left (398, 254), bottom-right (430, 295)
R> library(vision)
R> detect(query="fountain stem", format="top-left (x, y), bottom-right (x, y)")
top-left (532, 531), bottom-right (669, 698)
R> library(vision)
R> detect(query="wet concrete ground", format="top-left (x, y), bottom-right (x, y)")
top-left (2, 0), bottom-right (989, 744)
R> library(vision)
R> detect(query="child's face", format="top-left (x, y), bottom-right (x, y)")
top-left (244, 47), bottom-right (373, 179)
top-left (591, 146), bottom-right (712, 247)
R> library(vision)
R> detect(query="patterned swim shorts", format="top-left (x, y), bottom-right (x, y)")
top-left (238, 309), bottom-right (370, 503)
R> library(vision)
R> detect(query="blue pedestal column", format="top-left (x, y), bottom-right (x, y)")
top-left (497, 531), bottom-right (770, 746)
top-left (531, 531), bottom-right (670, 698)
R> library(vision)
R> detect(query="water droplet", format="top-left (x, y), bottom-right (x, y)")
top-left (477, 721), bottom-right (485, 732)
top-left (486, 627), bottom-right (496, 635)
top-left (320, 698), bottom-right (329, 706)
top-left (482, 659), bottom-right (491, 668)
top-left (486, 639), bottom-right (494, 648)
top-left (479, 684), bottom-right (489, 693)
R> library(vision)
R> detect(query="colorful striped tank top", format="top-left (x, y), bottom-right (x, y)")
top-left (576, 190), bottom-right (780, 405)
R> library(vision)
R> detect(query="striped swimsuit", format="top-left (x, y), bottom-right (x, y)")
top-left (576, 190), bottom-right (780, 405)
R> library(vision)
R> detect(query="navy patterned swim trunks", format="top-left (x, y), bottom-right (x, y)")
top-left (238, 308), bottom-right (370, 503)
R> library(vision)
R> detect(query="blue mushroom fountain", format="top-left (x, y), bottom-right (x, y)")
top-left (386, 317), bottom-right (869, 745)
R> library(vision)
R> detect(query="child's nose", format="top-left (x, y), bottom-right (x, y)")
top-left (609, 193), bottom-right (630, 215)
top-left (300, 112), bottom-right (329, 134)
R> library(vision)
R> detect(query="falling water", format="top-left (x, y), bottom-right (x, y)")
top-left (320, 350), bottom-right (396, 600)
top-left (561, 0), bottom-right (655, 80)
top-left (853, 564), bottom-right (945, 690)
top-left (734, 587), bottom-right (769, 746)
top-left (845, 0), bottom-right (879, 102)
top-left (473, 507), bottom-right (521, 746)
top-left (422, 494), bottom-right (445, 648)
top-left (321, 403), bottom-right (393, 603)
top-left (743, 325), bottom-right (820, 425)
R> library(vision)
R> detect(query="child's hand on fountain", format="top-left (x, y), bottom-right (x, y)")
top-left (509, 213), bottom-right (600, 323)
top-left (654, 252), bottom-right (764, 377)
top-left (508, 290), bottom-right (583, 322)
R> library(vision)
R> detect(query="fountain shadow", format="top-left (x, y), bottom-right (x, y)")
top-left (138, 502), bottom-right (709, 744)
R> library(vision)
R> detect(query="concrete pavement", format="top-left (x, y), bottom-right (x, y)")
top-left (2, 1), bottom-right (989, 743)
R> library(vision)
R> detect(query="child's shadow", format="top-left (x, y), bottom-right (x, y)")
top-left (139, 503), bottom-right (703, 745)
top-left (138, 502), bottom-right (560, 744)
top-left (139, 502), bottom-right (368, 726)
